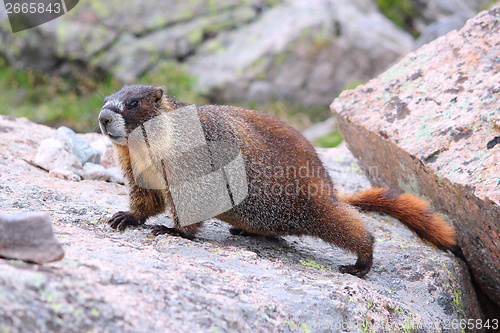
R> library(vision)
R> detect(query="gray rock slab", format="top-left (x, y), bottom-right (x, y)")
top-left (0, 212), bottom-right (64, 264)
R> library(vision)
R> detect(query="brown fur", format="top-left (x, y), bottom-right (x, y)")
top-left (339, 188), bottom-right (456, 250)
top-left (101, 85), bottom-right (457, 278)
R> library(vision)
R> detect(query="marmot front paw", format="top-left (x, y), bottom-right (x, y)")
top-left (109, 211), bottom-right (142, 231)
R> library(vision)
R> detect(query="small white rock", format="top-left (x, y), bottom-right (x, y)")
top-left (34, 138), bottom-right (82, 171)
top-left (82, 162), bottom-right (108, 181)
top-left (104, 166), bottom-right (125, 184)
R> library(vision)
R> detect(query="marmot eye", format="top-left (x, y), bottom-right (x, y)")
top-left (130, 101), bottom-right (139, 108)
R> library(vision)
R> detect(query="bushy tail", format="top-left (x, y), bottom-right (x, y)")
top-left (339, 187), bottom-right (456, 250)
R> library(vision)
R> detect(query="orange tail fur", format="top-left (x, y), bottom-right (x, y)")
top-left (339, 187), bottom-right (456, 250)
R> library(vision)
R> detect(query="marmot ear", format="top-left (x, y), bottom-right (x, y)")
top-left (152, 87), bottom-right (164, 104)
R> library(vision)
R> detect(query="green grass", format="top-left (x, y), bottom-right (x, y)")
top-left (0, 57), bottom-right (121, 132)
top-left (0, 59), bottom-right (207, 133)
top-left (0, 58), bottom-right (334, 134)
top-left (342, 79), bottom-right (365, 91)
top-left (244, 100), bottom-right (331, 131)
top-left (376, 0), bottom-right (419, 37)
top-left (138, 62), bottom-right (207, 106)
top-left (479, 0), bottom-right (500, 11)
top-left (313, 129), bottom-right (343, 148)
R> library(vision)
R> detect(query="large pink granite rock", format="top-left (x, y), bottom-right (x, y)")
top-left (331, 6), bottom-right (500, 310)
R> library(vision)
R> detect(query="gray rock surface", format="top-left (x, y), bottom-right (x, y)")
top-left (414, 0), bottom-right (497, 48)
top-left (103, 166), bottom-right (125, 184)
top-left (80, 163), bottom-right (124, 184)
top-left (302, 117), bottom-right (336, 142)
top-left (86, 133), bottom-right (117, 168)
top-left (331, 6), bottom-right (500, 315)
top-left (0, 115), bottom-right (483, 332)
top-left (0, 0), bottom-right (487, 106)
top-left (48, 168), bottom-right (82, 182)
top-left (0, 212), bottom-right (64, 264)
top-left (413, 0), bottom-right (492, 33)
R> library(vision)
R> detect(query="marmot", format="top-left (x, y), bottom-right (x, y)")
top-left (98, 85), bottom-right (456, 277)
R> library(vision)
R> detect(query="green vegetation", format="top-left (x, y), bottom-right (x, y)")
top-left (313, 129), bottom-right (343, 148)
top-left (479, 0), bottom-right (500, 11)
top-left (0, 59), bottom-right (206, 133)
top-left (139, 62), bottom-right (206, 105)
top-left (376, 0), bottom-right (419, 37)
top-left (342, 79), bottom-right (364, 91)
top-left (0, 58), bottom-right (337, 142)
top-left (245, 99), bottom-right (330, 132)
top-left (0, 57), bottom-right (120, 132)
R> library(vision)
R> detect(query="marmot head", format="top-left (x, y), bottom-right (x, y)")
top-left (99, 85), bottom-right (169, 146)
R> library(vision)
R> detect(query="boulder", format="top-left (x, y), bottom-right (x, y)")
top-left (188, 0), bottom-right (414, 105)
top-left (301, 117), bottom-right (337, 142)
top-left (413, 0), bottom-right (491, 32)
top-left (1, 0), bottom-right (411, 106)
top-left (414, 0), bottom-right (496, 47)
top-left (83, 133), bottom-right (116, 168)
top-left (331, 6), bottom-right (500, 312)
top-left (0, 0), bottom-right (270, 82)
top-left (81, 162), bottom-right (108, 181)
top-left (31, 126), bottom-right (124, 184)
top-left (80, 162), bottom-right (124, 183)
top-left (49, 168), bottom-right (82, 181)
top-left (103, 166), bottom-right (125, 184)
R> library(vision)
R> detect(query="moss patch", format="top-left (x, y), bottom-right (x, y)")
top-left (376, 0), bottom-right (419, 37)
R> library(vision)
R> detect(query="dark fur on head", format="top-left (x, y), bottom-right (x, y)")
top-left (99, 85), bottom-right (186, 144)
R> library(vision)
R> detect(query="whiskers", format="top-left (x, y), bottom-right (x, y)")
top-left (96, 89), bottom-right (105, 100)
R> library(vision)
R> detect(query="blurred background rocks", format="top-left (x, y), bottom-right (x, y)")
top-left (0, 0), bottom-right (495, 135)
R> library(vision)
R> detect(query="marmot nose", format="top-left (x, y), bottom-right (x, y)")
top-left (100, 116), bottom-right (111, 125)
top-left (99, 109), bottom-right (113, 126)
